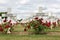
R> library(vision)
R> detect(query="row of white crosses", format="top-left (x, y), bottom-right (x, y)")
top-left (18, 6), bottom-right (58, 30)
top-left (23, 7), bottom-right (48, 23)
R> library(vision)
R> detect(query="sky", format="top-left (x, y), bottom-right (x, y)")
top-left (0, 0), bottom-right (60, 19)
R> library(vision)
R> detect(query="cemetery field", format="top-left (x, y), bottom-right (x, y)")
top-left (0, 24), bottom-right (60, 40)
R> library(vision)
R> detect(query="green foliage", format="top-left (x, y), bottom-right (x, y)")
top-left (31, 24), bottom-right (48, 34)
top-left (25, 18), bottom-right (49, 34)
top-left (0, 12), bottom-right (7, 14)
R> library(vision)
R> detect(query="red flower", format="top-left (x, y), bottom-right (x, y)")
top-left (34, 17), bottom-right (38, 20)
top-left (45, 21), bottom-right (51, 27)
top-left (24, 28), bottom-right (27, 31)
top-left (3, 19), bottom-right (7, 22)
top-left (0, 25), bottom-right (3, 32)
top-left (5, 24), bottom-right (10, 28)
top-left (0, 27), bottom-right (3, 32)
top-left (8, 20), bottom-right (11, 23)
top-left (38, 19), bottom-right (43, 24)
top-left (52, 22), bottom-right (56, 27)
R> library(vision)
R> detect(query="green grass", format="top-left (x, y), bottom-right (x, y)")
top-left (0, 33), bottom-right (60, 40)
top-left (0, 24), bottom-right (60, 40)
top-left (47, 27), bottom-right (60, 32)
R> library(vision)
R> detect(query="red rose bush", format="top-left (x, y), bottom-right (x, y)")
top-left (0, 19), bottom-right (14, 34)
top-left (24, 17), bottom-right (51, 34)
top-left (23, 17), bottom-right (58, 34)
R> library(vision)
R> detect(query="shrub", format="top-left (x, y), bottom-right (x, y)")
top-left (0, 19), bottom-right (14, 34)
top-left (24, 17), bottom-right (49, 34)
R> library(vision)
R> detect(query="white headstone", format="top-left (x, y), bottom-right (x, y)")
top-left (38, 7), bottom-right (43, 13)
top-left (7, 8), bottom-right (11, 14)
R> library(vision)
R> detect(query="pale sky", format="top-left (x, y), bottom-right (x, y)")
top-left (0, 0), bottom-right (60, 19)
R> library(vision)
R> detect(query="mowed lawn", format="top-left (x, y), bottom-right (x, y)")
top-left (0, 33), bottom-right (60, 40)
top-left (0, 24), bottom-right (60, 40)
